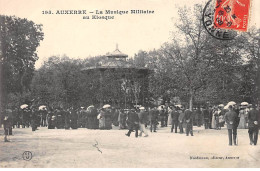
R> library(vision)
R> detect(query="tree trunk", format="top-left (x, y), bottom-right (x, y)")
top-left (189, 89), bottom-right (194, 111)
top-left (20, 67), bottom-right (28, 95)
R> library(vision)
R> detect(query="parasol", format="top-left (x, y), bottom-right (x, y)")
top-left (87, 105), bottom-right (94, 112)
top-left (139, 106), bottom-right (145, 110)
top-left (20, 104), bottom-right (28, 109)
top-left (39, 105), bottom-right (47, 110)
top-left (227, 101), bottom-right (236, 106)
top-left (103, 104), bottom-right (111, 109)
top-left (175, 104), bottom-right (182, 108)
top-left (241, 102), bottom-right (248, 106)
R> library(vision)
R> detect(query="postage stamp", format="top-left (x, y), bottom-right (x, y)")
top-left (203, 0), bottom-right (237, 40)
top-left (214, 0), bottom-right (251, 31)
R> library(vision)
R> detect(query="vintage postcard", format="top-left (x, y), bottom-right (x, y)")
top-left (0, 0), bottom-right (260, 168)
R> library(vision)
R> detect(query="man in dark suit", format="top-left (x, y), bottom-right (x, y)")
top-left (248, 104), bottom-right (260, 145)
top-left (159, 107), bottom-right (166, 127)
top-left (22, 107), bottom-right (31, 128)
top-left (86, 107), bottom-right (99, 129)
top-left (184, 108), bottom-right (193, 136)
top-left (202, 107), bottom-right (210, 129)
top-left (224, 105), bottom-right (238, 146)
top-left (3, 109), bottom-right (13, 142)
top-left (171, 107), bottom-right (180, 133)
top-left (149, 107), bottom-right (158, 132)
top-left (125, 109), bottom-right (139, 138)
top-left (178, 108), bottom-right (185, 134)
top-left (56, 108), bottom-right (64, 129)
top-left (31, 108), bottom-right (38, 131)
top-left (209, 106), bottom-right (213, 129)
top-left (119, 109), bottom-right (127, 129)
top-left (64, 108), bottom-right (71, 130)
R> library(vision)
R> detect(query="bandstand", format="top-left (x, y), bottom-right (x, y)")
top-left (81, 45), bottom-right (152, 108)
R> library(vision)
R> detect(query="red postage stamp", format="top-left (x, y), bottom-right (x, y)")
top-left (214, 0), bottom-right (250, 32)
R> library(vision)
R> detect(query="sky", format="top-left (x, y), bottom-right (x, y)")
top-left (1, 0), bottom-right (260, 69)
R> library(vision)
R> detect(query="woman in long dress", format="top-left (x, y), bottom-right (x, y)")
top-left (238, 108), bottom-right (247, 129)
top-left (86, 107), bottom-right (99, 129)
top-left (104, 108), bottom-right (112, 130)
top-left (98, 109), bottom-right (106, 129)
top-left (167, 106), bottom-right (172, 126)
top-left (118, 109), bottom-right (127, 129)
top-left (211, 107), bottom-right (217, 129)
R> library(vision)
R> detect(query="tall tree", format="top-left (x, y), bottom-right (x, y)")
top-left (0, 15), bottom-right (44, 108)
top-left (241, 27), bottom-right (260, 103)
top-left (153, 4), bottom-right (244, 109)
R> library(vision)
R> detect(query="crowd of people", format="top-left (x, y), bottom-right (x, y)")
top-left (1, 101), bottom-right (260, 146)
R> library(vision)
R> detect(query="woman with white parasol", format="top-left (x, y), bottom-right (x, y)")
top-left (103, 104), bottom-right (113, 129)
top-left (20, 104), bottom-right (30, 128)
top-left (238, 102), bottom-right (248, 129)
top-left (39, 105), bottom-right (47, 127)
top-left (218, 104), bottom-right (225, 128)
top-left (167, 106), bottom-right (173, 126)
top-left (226, 101), bottom-right (240, 129)
top-left (98, 104), bottom-right (111, 129)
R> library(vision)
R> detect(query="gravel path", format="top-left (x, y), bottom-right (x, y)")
top-left (0, 126), bottom-right (259, 167)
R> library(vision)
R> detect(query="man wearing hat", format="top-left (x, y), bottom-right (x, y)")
top-left (125, 109), bottom-right (139, 137)
top-left (224, 105), bottom-right (238, 146)
top-left (64, 108), bottom-right (71, 130)
top-left (208, 106), bottom-right (213, 129)
top-left (178, 107), bottom-right (185, 133)
top-left (171, 107), bottom-right (180, 133)
top-left (149, 106), bottom-right (158, 132)
top-left (56, 107), bottom-right (64, 129)
top-left (202, 106), bottom-right (210, 129)
top-left (22, 107), bottom-right (31, 128)
top-left (247, 104), bottom-right (260, 145)
top-left (47, 107), bottom-right (56, 129)
top-left (3, 109), bottom-right (13, 142)
top-left (184, 108), bottom-right (194, 136)
top-left (119, 109), bottom-right (127, 129)
top-left (86, 106), bottom-right (99, 129)
top-left (30, 107), bottom-right (38, 131)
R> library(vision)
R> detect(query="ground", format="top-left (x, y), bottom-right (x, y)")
top-left (0, 125), bottom-right (259, 168)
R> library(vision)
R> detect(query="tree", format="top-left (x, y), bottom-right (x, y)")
top-left (242, 27), bottom-right (260, 103)
top-left (0, 15), bottom-right (44, 108)
top-left (31, 56), bottom-right (86, 108)
top-left (133, 4), bottom-right (246, 109)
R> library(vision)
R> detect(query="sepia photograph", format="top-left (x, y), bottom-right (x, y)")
top-left (0, 0), bottom-right (260, 168)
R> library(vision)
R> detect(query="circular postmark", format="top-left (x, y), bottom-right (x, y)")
top-left (202, 0), bottom-right (237, 40)
top-left (22, 151), bottom-right (32, 161)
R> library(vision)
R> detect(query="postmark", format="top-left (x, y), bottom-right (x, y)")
top-left (203, 0), bottom-right (238, 40)
top-left (22, 151), bottom-right (32, 161)
top-left (214, 0), bottom-right (250, 31)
